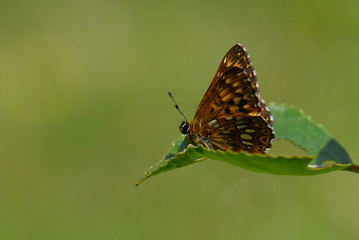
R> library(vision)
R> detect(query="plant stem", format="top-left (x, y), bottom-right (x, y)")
top-left (343, 164), bottom-right (359, 174)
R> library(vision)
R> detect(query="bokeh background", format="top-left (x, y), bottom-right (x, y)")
top-left (1, 0), bottom-right (359, 239)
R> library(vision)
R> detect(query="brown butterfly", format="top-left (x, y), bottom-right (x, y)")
top-left (169, 44), bottom-right (275, 154)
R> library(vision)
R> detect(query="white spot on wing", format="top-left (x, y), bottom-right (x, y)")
top-left (242, 140), bottom-right (253, 145)
top-left (240, 134), bottom-right (253, 140)
top-left (245, 129), bottom-right (255, 133)
top-left (208, 120), bottom-right (217, 127)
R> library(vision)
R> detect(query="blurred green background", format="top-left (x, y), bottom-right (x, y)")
top-left (1, 0), bottom-right (359, 239)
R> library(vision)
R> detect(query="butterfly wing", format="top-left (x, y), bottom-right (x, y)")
top-left (198, 114), bottom-right (274, 153)
top-left (189, 44), bottom-right (274, 153)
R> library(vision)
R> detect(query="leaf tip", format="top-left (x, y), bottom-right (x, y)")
top-left (135, 179), bottom-right (144, 186)
top-left (135, 174), bottom-right (150, 186)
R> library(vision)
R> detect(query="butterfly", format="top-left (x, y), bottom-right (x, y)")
top-left (169, 44), bottom-right (275, 154)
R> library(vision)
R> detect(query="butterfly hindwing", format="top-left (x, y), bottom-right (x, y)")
top-left (198, 114), bottom-right (274, 153)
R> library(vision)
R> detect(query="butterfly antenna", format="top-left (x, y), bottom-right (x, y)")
top-left (168, 92), bottom-right (188, 122)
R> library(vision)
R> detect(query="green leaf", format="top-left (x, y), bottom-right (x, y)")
top-left (136, 103), bottom-right (353, 185)
top-left (269, 103), bottom-right (352, 168)
top-left (136, 135), bottom-right (201, 186)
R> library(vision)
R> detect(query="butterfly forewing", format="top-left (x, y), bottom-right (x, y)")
top-left (186, 44), bottom-right (274, 154)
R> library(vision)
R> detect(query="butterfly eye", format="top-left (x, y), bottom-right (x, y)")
top-left (179, 121), bottom-right (190, 134)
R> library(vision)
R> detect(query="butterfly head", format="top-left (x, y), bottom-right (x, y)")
top-left (179, 121), bottom-right (190, 134)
